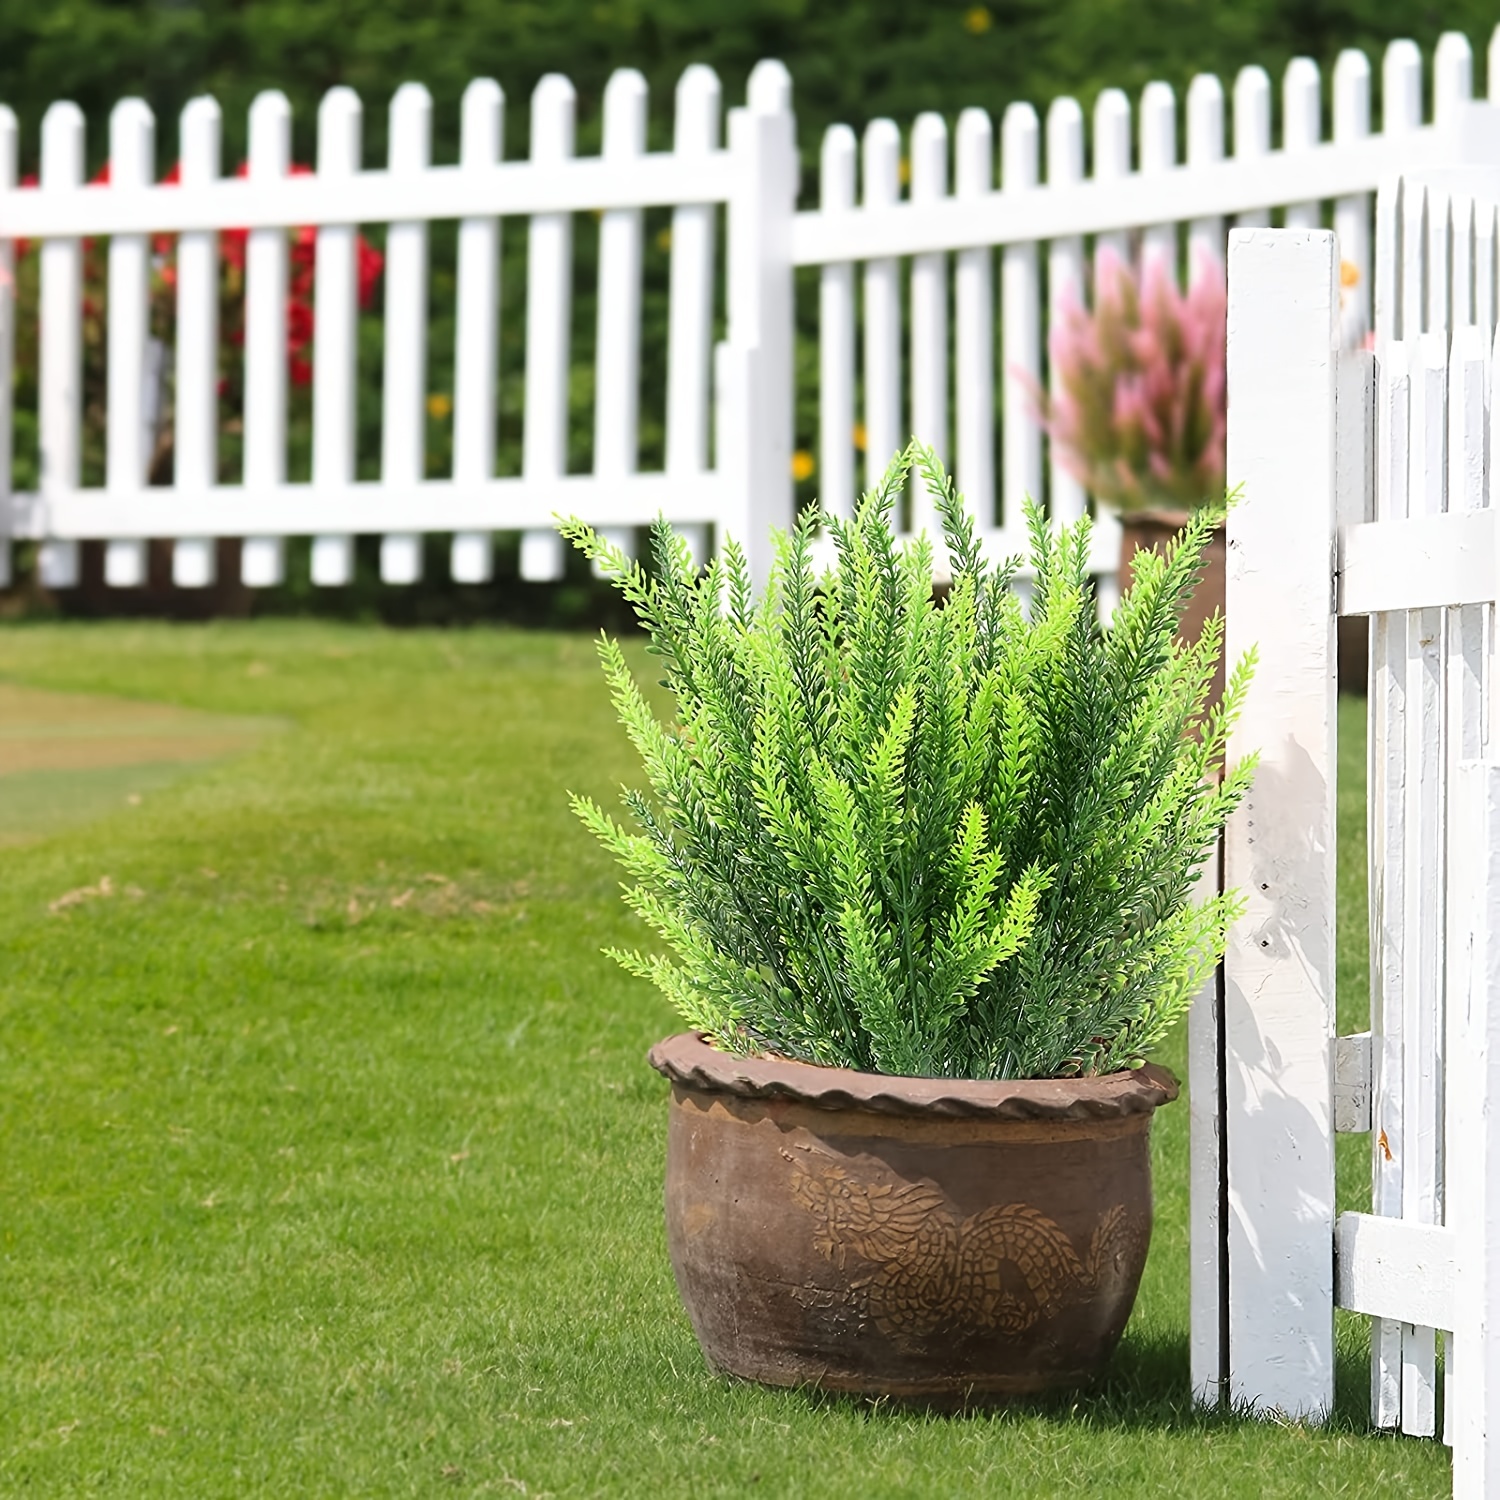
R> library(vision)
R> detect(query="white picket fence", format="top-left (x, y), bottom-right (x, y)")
top-left (3, 32), bottom-right (1500, 595)
top-left (1214, 180), bottom-right (1500, 1493)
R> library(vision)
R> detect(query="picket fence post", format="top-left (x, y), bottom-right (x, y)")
top-left (1222, 227), bottom-right (1340, 1421)
top-left (718, 63), bottom-right (796, 589)
top-left (1449, 761), bottom-right (1500, 1497)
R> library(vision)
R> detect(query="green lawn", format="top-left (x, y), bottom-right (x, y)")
top-left (0, 622), bottom-right (1447, 1498)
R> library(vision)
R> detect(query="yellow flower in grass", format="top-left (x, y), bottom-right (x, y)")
top-left (853, 422), bottom-right (868, 452)
top-left (792, 450), bottom-right (815, 482)
top-left (963, 5), bottom-right (992, 35)
top-left (427, 393), bottom-right (453, 421)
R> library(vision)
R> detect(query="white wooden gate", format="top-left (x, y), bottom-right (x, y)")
top-left (1213, 182), bottom-right (1500, 1493)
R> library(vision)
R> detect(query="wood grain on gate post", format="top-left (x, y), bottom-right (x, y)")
top-left (1223, 227), bottom-right (1339, 1421)
top-left (1448, 761), bottom-right (1500, 1498)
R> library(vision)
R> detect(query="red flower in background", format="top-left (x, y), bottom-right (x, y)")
top-left (14, 156), bottom-right (386, 390)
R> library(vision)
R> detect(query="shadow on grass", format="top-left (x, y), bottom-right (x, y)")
top-left (777, 1327), bottom-right (1393, 1439)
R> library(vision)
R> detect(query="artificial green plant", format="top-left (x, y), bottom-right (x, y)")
top-left (562, 443), bottom-right (1255, 1080)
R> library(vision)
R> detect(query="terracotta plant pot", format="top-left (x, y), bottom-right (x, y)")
top-left (1117, 507), bottom-right (1226, 710)
top-left (648, 1032), bottom-right (1178, 1405)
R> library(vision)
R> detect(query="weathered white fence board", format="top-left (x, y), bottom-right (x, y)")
top-left (1222, 226), bottom-right (1340, 1423)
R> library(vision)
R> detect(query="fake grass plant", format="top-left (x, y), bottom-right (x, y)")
top-left (563, 446), bottom-right (1255, 1080)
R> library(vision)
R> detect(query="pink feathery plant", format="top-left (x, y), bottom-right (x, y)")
top-left (1034, 246), bottom-right (1226, 515)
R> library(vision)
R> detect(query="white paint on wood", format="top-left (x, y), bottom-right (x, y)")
top-left (311, 86), bottom-right (362, 588)
top-left (817, 122), bottom-right (857, 523)
top-left (1334, 1032), bottom-right (1373, 1133)
top-left (380, 82), bottom-right (433, 586)
top-left (592, 68), bottom-right (649, 573)
top-left (1385, 41), bottom-right (1425, 135)
top-left (242, 89), bottom-right (292, 589)
top-left (1341, 509), bottom-right (1496, 614)
top-left (1282, 59), bottom-right (1322, 233)
top-left (450, 77), bottom-right (504, 585)
top-left (1397, 328), bottom-right (1448, 1439)
top-left (721, 83), bottom-right (797, 587)
top-left (1334, 52), bottom-right (1372, 347)
top-left (104, 98), bottom-right (154, 590)
top-left (1370, 334), bottom-right (1412, 1431)
top-left (520, 74), bottom-right (576, 583)
top-left (1232, 67), bottom-right (1271, 230)
top-left (1001, 104), bottom-right (1040, 531)
top-left (1436, 33), bottom-right (1475, 128)
top-left (1447, 761), bottom-right (1500, 1497)
top-left (1092, 88), bottom-right (1130, 268)
top-left (861, 118), bottom-right (902, 493)
top-left (1045, 97), bottom-right (1084, 527)
top-left (1336, 1212), bottom-right (1456, 1329)
top-left (173, 96), bottom-right (222, 589)
top-left (1223, 227), bottom-right (1339, 1422)
top-left (954, 108), bottom-right (994, 530)
top-left (909, 110), bottom-right (949, 540)
top-left (0, 107), bottom-right (15, 586)
top-left (1188, 837), bottom-right (1227, 1407)
top-left (1185, 75), bottom-right (1224, 282)
top-left (1139, 82), bottom-right (1176, 272)
top-left (36, 103), bottom-right (84, 590)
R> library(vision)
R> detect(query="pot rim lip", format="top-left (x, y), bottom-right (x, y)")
top-left (647, 1032), bottom-right (1179, 1121)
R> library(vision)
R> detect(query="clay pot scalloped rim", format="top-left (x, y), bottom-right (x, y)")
top-left (648, 1031), bottom-right (1182, 1406)
top-left (647, 1031), bottom-right (1180, 1117)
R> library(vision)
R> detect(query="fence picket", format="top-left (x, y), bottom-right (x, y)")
top-left (242, 90), bottom-right (292, 588)
top-left (0, 107), bottom-right (16, 587)
top-left (1477, 203), bottom-right (1497, 339)
top-left (1371, 334), bottom-right (1413, 1431)
top-left (1398, 328), bottom-right (1450, 1439)
top-left (36, 102), bottom-right (83, 591)
top-left (1334, 52), bottom-right (1372, 347)
top-left (1139, 82), bottom-right (1176, 273)
top-left (1092, 88), bottom-right (1130, 267)
top-left (519, 75), bottom-right (576, 583)
top-left (451, 78), bottom-right (504, 585)
top-left (1445, 320), bottom-right (1489, 1446)
top-left (311, 86), bottom-right (362, 587)
top-left (1186, 75), bottom-right (1224, 279)
top-left (1435, 32), bottom-right (1474, 127)
top-left (1223, 226), bottom-right (1339, 1422)
top-left (954, 108), bottom-right (994, 530)
top-left (1282, 59), bottom-right (1322, 234)
top-left (589, 68), bottom-right (649, 570)
top-left (861, 118), bottom-right (902, 495)
top-left (909, 111), bottom-right (949, 540)
top-left (104, 98), bottom-right (154, 590)
top-left (1045, 98), bottom-right (1084, 527)
top-left (1001, 104), bottom-right (1040, 538)
top-left (1386, 40), bottom-right (1425, 136)
top-left (817, 123), bottom-right (856, 524)
top-left (1448, 760), bottom-right (1500, 1497)
top-left (1232, 67), bottom-right (1271, 229)
top-left (379, 83), bottom-right (433, 585)
top-left (665, 64), bottom-right (721, 516)
top-left (173, 97), bottom-right (221, 589)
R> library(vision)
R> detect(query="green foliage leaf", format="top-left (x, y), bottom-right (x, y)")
top-left (563, 441), bottom-right (1255, 1080)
